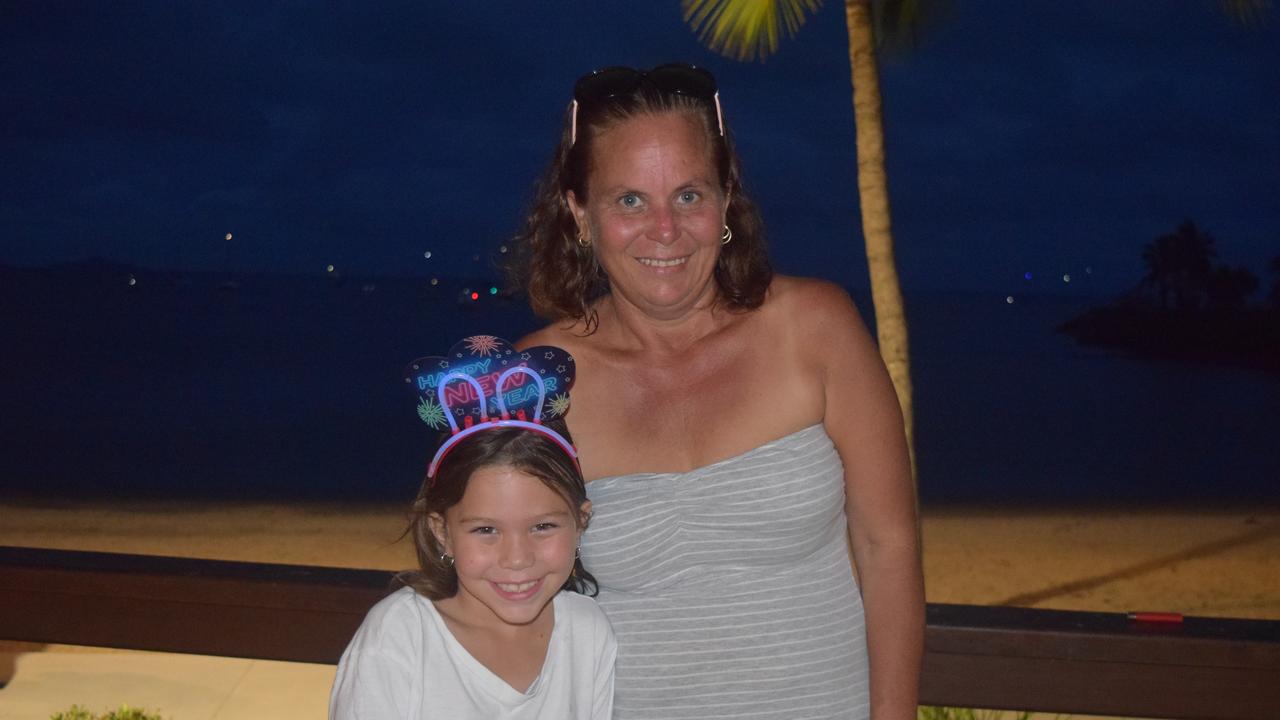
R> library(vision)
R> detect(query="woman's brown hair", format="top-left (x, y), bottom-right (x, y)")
top-left (508, 71), bottom-right (772, 331)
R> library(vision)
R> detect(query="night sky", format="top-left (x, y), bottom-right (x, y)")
top-left (3, 1), bottom-right (1277, 294)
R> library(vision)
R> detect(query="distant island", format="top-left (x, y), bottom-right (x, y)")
top-left (1059, 220), bottom-right (1280, 375)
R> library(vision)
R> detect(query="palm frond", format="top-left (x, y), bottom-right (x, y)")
top-left (1220, 0), bottom-right (1272, 28)
top-left (873, 0), bottom-right (919, 50)
top-left (682, 0), bottom-right (823, 62)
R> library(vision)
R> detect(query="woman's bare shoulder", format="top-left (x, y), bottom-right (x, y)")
top-left (516, 320), bottom-right (594, 356)
top-left (515, 324), bottom-right (559, 349)
top-left (764, 275), bottom-right (868, 336)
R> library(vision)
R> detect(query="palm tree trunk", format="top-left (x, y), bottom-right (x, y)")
top-left (845, 0), bottom-right (915, 476)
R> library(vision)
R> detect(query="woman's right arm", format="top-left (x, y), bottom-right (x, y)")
top-left (793, 279), bottom-right (924, 720)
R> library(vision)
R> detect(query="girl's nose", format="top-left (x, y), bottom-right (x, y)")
top-left (500, 536), bottom-right (534, 570)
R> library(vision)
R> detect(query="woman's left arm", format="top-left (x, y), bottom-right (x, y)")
top-left (805, 281), bottom-right (924, 720)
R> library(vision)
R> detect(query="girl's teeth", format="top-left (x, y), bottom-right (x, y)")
top-left (498, 580), bottom-right (537, 593)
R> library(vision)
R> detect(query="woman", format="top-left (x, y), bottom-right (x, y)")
top-left (512, 64), bottom-right (922, 720)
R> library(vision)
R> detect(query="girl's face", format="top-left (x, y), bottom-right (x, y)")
top-left (568, 111), bottom-right (729, 321)
top-left (430, 464), bottom-right (590, 629)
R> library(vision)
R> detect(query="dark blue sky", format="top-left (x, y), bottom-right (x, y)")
top-left (2, 1), bottom-right (1276, 293)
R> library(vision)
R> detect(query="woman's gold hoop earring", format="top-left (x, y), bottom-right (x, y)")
top-left (721, 225), bottom-right (733, 245)
top-left (577, 231), bottom-right (591, 248)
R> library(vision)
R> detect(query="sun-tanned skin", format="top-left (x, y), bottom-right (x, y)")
top-left (520, 110), bottom-right (923, 719)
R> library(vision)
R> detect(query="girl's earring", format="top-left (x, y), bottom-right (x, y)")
top-left (439, 552), bottom-right (455, 567)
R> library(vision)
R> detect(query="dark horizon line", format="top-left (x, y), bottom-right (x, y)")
top-left (1, 257), bottom-right (1125, 301)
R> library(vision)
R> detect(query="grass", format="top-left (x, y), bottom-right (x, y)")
top-left (50, 706), bottom-right (167, 720)
top-left (918, 709), bottom-right (1040, 720)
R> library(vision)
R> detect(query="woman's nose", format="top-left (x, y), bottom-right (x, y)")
top-left (648, 204), bottom-right (677, 244)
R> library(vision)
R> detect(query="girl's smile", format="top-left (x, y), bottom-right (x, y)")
top-left (491, 578), bottom-right (544, 600)
top-left (431, 464), bottom-right (590, 629)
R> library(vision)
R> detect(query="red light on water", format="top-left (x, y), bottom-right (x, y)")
top-left (470, 292), bottom-right (479, 301)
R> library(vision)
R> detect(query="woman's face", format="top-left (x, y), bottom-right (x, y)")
top-left (568, 111), bottom-right (729, 320)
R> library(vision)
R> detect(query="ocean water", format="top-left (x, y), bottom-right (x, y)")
top-left (2, 267), bottom-right (1276, 506)
top-left (907, 291), bottom-right (1279, 506)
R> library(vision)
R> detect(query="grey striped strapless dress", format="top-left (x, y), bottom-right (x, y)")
top-left (582, 424), bottom-right (869, 719)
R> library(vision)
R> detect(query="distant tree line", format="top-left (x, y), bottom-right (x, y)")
top-left (1061, 219), bottom-right (1280, 374)
top-left (1137, 219), bottom-right (1280, 311)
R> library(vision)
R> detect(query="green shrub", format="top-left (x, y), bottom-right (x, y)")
top-left (50, 705), bottom-right (167, 720)
top-left (918, 708), bottom-right (1036, 720)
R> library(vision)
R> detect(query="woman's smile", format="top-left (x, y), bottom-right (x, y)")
top-left (636, 255), bottom-right (689, 269)
top-left (567, 112), bottom-right (727, 318)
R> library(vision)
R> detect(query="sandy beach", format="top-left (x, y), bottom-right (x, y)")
top-left (4, 500), bottom-right (1277, 617)
top-left (1, 501), bottom-right (1277, 718)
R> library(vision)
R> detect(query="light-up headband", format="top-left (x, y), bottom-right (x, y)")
top-left (404, 335), bottom-right (577, 480)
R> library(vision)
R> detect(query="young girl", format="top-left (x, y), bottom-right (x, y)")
top-left (330, 337), bottom-right (615, 719)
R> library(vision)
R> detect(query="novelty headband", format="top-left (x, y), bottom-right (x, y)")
top-left (404, 335), bottom-right (577, 479)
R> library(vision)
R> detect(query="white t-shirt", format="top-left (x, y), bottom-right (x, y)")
top-left (330, 586), bottom-right (616, 720)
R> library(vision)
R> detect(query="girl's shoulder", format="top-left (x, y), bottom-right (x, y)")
top-left (555, 592), bottom-right (615, 638)
top-left (555, 591), bottom-right (609, 620)
top-left (356, 586), bottom-right (436, 638)
top-left (374, 584), bottom-right (433, 612)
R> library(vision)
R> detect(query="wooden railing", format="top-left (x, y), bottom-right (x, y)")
top-left (2, 546), bottom-right (1278, 719)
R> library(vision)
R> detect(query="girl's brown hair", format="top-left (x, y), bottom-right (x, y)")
top-left (397, 420), bottom-right (596, 599)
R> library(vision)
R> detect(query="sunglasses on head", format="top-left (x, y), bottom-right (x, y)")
top-left (570, 63), bottom-right (725, 145)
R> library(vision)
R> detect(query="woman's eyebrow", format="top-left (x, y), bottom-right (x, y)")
top-left (595, 184), bottom-right (644, 196)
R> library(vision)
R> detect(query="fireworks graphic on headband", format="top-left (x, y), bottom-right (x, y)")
top-left (547, 393), bottom-right (571, 418)
top-left (465, 335), bottom-right (501, 357)
top-left (417, 396), bottom-right (448, 429)
top-left (405, 336), bottom-right (575, 434)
